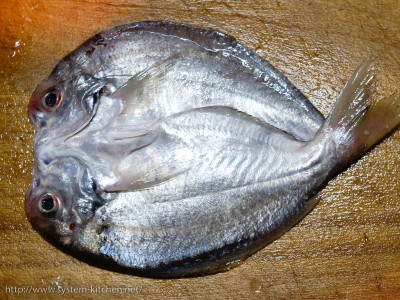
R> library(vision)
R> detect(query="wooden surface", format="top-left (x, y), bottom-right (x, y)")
top-left (0, 0), bottom-right (399, 299)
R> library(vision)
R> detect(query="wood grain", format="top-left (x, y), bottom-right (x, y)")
top-left (0, 0), bottom-right (399, 299)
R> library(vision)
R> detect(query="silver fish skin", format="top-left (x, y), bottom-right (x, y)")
top-left (25, 21), bottom-right (400, 277)
top-left (28, 22), bottom-right (324, 150)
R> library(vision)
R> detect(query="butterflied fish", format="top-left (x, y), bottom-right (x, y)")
top-left (25, 21), bottom-right (400, 277)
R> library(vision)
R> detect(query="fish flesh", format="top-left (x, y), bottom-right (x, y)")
top-left (25, 21), bottom-right (400, 277)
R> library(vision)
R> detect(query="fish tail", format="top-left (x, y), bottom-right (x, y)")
top-left (323, 60), bottom-right (400, 164)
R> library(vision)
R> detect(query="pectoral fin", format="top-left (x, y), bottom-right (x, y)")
top-left (106, 125), bottom-right (196, 192)
top-left (101, 118), bottom-right (161, 156)
top-left (109, 55), bottom-right (181, 118)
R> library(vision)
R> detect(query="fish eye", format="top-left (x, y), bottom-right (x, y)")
top-left (38, 194), bottom-right (59, 215)
top-left (43, 89), bottom-right (62, 110)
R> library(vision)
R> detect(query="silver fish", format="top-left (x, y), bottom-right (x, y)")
top-left (25, 21), bottom-right (400, 277)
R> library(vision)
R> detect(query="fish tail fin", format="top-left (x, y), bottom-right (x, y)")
top-left (323, 60), bottom-right (400, 164)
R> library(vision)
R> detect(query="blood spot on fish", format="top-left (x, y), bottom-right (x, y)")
top-left (69, 223), bottom-right (76, 231)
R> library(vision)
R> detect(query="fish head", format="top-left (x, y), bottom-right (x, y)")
top-left (27, 31), bottom-right (125, 141)
top-left (28, 72), bottom-right (106, 146)
top-left (25, 156), bottom-right (104, 245)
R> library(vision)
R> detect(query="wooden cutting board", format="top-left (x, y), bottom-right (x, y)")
top-left (0, 0), bottom-right (399, 299)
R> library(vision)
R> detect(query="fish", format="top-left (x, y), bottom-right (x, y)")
top-left (25, 21), bottom-right (400, 277)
